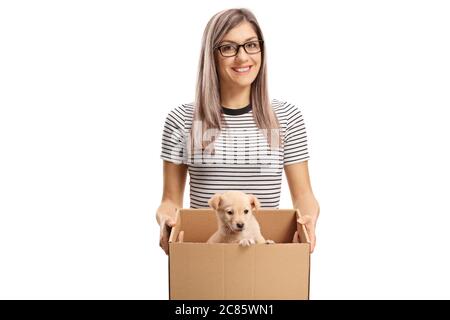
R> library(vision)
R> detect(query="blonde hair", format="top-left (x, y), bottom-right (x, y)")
top-left (189, 8), bottom-right (281, 161)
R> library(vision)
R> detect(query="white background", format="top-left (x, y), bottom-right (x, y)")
top-left (1, 0), bottom-right (449, 299)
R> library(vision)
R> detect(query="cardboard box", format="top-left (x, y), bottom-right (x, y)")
top-left (168, 208), bottom-right (311, 300)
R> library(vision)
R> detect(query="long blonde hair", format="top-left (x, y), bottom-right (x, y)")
top-left (189, 8), bottom-right (281, 161)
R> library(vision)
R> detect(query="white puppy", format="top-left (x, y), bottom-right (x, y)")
top-left (206, 191), bottom-right (275, 247)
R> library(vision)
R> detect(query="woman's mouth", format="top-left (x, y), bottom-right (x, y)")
top-left (231, 66), bottom-right (252, 75)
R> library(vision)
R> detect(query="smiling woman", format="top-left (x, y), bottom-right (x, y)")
top-left (214, 30), bottom-right (262, 86)
top-left (157, 8), bottom-right (320, 255)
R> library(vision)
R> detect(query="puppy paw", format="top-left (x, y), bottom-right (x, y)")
top-left (265, 239), bottom-right (275, 244)
top-left (239, 239), bottom-right (255, 247)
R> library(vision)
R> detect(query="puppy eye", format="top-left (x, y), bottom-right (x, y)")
top-left (244, 209), bottom-right (249, 214)
top-left (227, 210), bottom-right (233, 215)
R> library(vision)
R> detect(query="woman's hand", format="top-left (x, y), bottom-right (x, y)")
top-left (156, 200), bottom-right (179, 255)
top-left (296, 197), bottom-right (320, 253)
top-left (157, 161), bottom-right (187, 255)
top-left (158, 213), bottom-right (176, 255)
top-left (284, 161), bottom-right (320, 253)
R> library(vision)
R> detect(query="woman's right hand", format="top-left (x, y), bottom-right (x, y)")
top-left (158, 161), bottom-right (188, 255)
top-left (158, 214), bottom-right (177, 255)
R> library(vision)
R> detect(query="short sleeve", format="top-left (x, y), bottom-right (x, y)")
top-left (283, 103), bottom-right (310, 166)
top-left (160, 106), bottom-right (187, 165)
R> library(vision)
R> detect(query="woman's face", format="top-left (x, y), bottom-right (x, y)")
top-left (215, 21), bottom-right (262, 89)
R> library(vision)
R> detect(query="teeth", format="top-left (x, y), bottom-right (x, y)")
top-left (233, 67), bottom-right (250, 72)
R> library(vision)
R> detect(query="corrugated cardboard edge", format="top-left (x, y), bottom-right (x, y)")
top-left (168, 208), bottom-right (181, 300)
top-left (168, 209), bottom-right (180, 244)
top-left (178, 231), bottom-right (184, 243)
top-left (295, 209), bottom-right (311, 245)
top-left (308, 250), bottom-right (311, 299)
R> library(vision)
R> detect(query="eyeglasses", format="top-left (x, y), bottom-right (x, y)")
top-left (214, 40), bottom-right (264, 57)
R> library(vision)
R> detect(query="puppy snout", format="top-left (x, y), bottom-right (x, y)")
top-left (236, 222), bottom-right (245, 229)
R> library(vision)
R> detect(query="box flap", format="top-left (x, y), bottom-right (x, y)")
top-left (254, 209), bottom-right (298, 243)
top-left (176, 209), bottom-right (217, 243)
top-left (168, 208), bottom-right (181, 244)
top-left (295, 209), bottom-right (311, 244)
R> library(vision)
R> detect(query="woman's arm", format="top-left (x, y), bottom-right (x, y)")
top-left (284, 161), bottom-right (320, 253)
top-left (156, 160), bottom-right (188, 254)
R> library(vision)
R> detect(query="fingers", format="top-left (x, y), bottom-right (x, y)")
top-left (297, 215), bottom-right (317, 253)
top-left (160, 223), bottom-right (169, 255)
top-left (159, 232), bottom-right (169, 255)
top-left (159, 217), bottom-right (175, 255)
top-left (308, 224), bottom-right (316, 253)
top-left (310, 229), bottom-right (316, 253)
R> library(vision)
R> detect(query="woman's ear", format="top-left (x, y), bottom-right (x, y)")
top-left (248, 194), bottom-right (261, 211)
top-left (208, 193), bottom-right (222, 210)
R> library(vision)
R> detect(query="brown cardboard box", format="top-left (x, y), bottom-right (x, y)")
top-left (168, 208), bottom-right (311, 300)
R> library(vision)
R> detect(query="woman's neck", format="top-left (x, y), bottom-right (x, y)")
top-left (220, 84), bottom-right (251, 109)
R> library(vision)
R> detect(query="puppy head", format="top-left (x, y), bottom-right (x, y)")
top-left (208, 191), bottom-right (260, 233)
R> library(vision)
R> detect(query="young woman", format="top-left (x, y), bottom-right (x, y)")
top-left (157, 8), bottom-right (320, 254)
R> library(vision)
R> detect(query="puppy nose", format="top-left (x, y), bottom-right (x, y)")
top-left (236, 223), bottom-right (244, 229)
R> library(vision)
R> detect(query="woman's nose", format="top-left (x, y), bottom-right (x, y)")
top-left (235, 46), bottom-right (249, 61)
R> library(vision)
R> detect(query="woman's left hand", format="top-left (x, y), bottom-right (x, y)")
top-left (295, 193), bottom-right (320, 253)
top-left (284, 161), bottom-right (320, 253)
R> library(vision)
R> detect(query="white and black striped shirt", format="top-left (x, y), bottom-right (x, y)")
top-left (160, 99), bottom-right (309, 208)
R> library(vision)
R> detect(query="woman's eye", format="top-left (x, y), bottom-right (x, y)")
top-left (244, 209), bottom-right (249, 214)
top-left (227, 210), bottom-right (233, 215)
top-left (222, 45), bottom-right (235, 52)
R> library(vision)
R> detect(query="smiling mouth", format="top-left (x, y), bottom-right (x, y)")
top-left (231, 66), bottom-right (252, 74)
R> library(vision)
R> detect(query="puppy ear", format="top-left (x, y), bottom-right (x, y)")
top-left (208, 193), bottom-right (222, 210)
top-left (248, 194), bottom-right (261, 211)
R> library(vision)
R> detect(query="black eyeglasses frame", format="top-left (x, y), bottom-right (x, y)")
top-left (214, 40), bottom-right (264, 57)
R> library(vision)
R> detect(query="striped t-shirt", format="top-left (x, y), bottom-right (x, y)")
top-left (160, 99), bottom-right (310, 208)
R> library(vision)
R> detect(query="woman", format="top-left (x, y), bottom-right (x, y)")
top-left (156, 8), bottom-right (320, 255)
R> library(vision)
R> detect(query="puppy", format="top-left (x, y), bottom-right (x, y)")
top-left (206, 191), bottom-right (275, 247)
